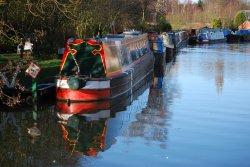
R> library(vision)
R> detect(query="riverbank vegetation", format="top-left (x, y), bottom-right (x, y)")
top-left (167, 0), bottom-right (250, 30)
top-left (0, 53), bottom-right (60, 107)
top-left (0, 0), bottom-right (249, 55)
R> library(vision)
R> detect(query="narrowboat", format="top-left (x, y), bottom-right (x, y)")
top-left (226, 34), bottom-right (241, 43)
top-left (222, 29), bottom-right (240, 43)
top-left (148, 31), bottom-right (166, 88)
top-left (56, 32), bottom-right (154, 113)
top-left (164, 31), bottom-right (188, 54)
top-left (197, 28), bottom-right (225, 44)
top-left (188, 29), bottom-right (197, 45)
top-left (235, 30), bottom-right (250, 42)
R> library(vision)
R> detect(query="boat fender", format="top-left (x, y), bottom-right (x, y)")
top-left (67, 76), bottom-right (81, 90)
top-left (67, 76), bottom-right (87, 90)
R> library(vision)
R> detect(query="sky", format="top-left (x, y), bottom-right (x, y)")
top-left (180, 0), bottom-right (250, 3)
top-left (179, 0), bottom-right (198, 3)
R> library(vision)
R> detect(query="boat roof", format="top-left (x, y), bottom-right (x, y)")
top-left (100, 31), bottom-right (143, 42)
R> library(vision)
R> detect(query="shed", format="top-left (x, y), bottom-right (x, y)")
top-left (238, 21), bottom-right (250, 30)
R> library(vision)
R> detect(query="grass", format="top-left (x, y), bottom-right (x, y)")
top-left (0, 53), bottom-right (61, 88)
top-left (35, 59), bottom-right (61, 84)
top-left (0, 53), bottom-right (21, 64)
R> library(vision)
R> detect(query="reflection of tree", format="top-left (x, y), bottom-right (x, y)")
top-left (125, 88), bottom-right (169, 149)
top-left (0, 57), bottom-right (32, 107)
top-left (215, 58), bottom-right (224, 94)
top-left (0, 105), bottom-right (77, 167)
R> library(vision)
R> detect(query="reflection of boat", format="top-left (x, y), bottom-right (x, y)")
top-left (57, 101), bottom-right (134, 156)
top-left (56, 32), bottom-right (154, 112)
top-left (58, 112), bottom-right (111, 156)
top-left (57, 81), bottom-right (152, 156)
top-left (57, 77), bottom-right (152, 114)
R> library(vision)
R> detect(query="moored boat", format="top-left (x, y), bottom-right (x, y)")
top-left (197, 28), bottom-right (225, 44)
top-left (56, 32), bottom-right (154, 113)
top-left (236, 29), bottom-right (250, 42)
top-left (226, 34), bottom-right (241, 43)
top-left (188, 29), bottom-right (197, 45)
top-left (147, 31), bottom-right (166, 88)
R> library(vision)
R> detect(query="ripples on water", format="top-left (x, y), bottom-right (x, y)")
top-left (0, 43), bottom-right (250, 167)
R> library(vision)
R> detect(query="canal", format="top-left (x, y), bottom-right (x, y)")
top-left (1, 43), bottom-right (250, 167)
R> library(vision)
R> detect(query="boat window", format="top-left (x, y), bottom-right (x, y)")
top-left (103, 34), bottom-right (149, 74)
top-left (103, 42), bottom-right (123, 73)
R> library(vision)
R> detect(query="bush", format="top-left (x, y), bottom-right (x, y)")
top-left (137, 21), bottom-right (151, 32)
top-left (211, 18), bottom-right (222, 29)
top-left (0, 38), bottom-right (17, 53)
top-left (156, 17), bottom-right (172, 32)
top-left (234, 11), bottom-right (247, 28)
top-left (223, 19), bottom-right (236, 30)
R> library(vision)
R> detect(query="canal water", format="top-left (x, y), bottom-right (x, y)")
top-left (1, 43), bottom-right (250, 167)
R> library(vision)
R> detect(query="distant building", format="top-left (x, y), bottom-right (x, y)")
top-left (238, 20), bottom-right (250, 30)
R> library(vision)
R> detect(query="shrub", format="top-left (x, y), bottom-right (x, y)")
top-left (156, 17), bottom-right (172, 32)
top-left (234, 11), bottom-right (247, 28)
top-left (211, 18), bottom-right (222, 29)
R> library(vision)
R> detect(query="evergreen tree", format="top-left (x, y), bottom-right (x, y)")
top-left (197, 0), bottom-right (203, 9)
top-left (157, 17), bottom-right (172, 32)
top-left (234, 11), bottom-right (247, 28)
top-left (211, 18), bottom-right (222, 29)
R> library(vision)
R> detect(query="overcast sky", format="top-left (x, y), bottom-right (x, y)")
top-left (180, 0), bottom-right (250, 3)
top-left (179, 0), bottom-right (198, 3)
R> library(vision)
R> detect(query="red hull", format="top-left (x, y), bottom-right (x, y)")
top-left (57, 101), bottom-right (110, 114)
top-left (56, 87), bottom-right (110, 102)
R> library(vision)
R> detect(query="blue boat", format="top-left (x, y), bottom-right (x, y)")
top-left (197, 28), bottom-right (225, 44)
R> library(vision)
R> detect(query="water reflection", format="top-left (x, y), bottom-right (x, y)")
top-left (125, 88), bottom-right (169, 148)
top-left (55, 82), bottom-right (153, 158)
top-left (0, 104), bottom-right (78, 167)
top-left (215, 57), bottom-right (224, 94)
top-left (181, 43), bottom-right (250, 95)
top-left (2, 43), bottom-right (250, 167)
top-left (57, 111), bottom-right (113, 157)
top-left (0, 77), bottom-right (155, 166)
top-left (54, 69), bottom-right (181, 163)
